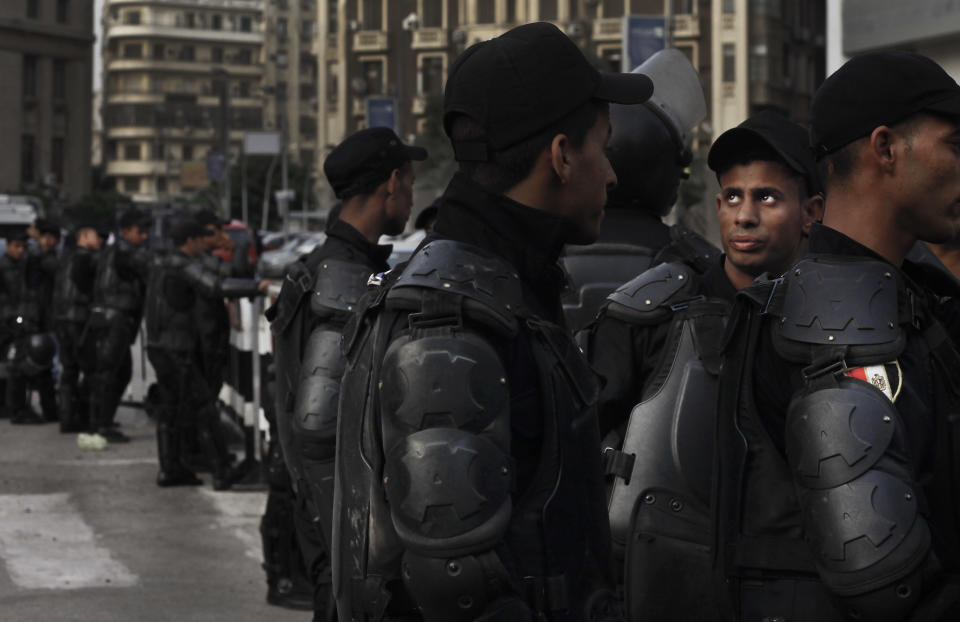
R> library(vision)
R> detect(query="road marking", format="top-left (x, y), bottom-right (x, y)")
top-left (51, 458), bottom-right (156, 467)
top-left (0, 493), bottom-right (138, 590)
top-left (199, 489), bottom-right (266, 563)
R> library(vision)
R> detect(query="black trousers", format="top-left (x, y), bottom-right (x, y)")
top-left (84, 319), bottom-right (136, 431)
top-left (55, 321), bottom-right (91, 430)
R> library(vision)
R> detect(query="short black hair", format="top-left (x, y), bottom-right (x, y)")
top-left (715, 140), bottom-right (811, 199)
top-left (337, 162), bottom-right (411, 202)
top-left (450, 99), bottom-right (605, 195)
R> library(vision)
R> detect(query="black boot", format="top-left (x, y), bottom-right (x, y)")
top-left (199, 407), bottom-right (235, 491)
top-left (58, 384), bottom-right (82, 433)
top-left (156, 423), bottom-right (202, 487)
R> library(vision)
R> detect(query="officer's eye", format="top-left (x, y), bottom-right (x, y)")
top-left (725, 191), bottom-right (741, 204)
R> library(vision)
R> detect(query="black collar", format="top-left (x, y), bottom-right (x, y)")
top-left (325, 218), bottom-right (392, 269)
top-left (703, 255), bottom-right (738, 302)
top-left (433, 173), bottom-right (572, 291)
top-left (807, 221), bottom-right (893, 265)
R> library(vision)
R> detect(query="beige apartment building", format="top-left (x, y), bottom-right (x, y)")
top-left (101, 0), bottom-right (265, 202)
top-left (262, 0), bottom-right (320, 171)
top-left (0, 0), bottom-right (95, 201)
top-left (316, 0), bottom-right (824, 160)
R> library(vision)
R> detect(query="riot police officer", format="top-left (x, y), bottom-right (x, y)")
top-left (84, 208), bottom-right (152, 442)
top-left (0, 232), bottom-right (27, 419)
top-left (145, 220), bottom-right (266, 489)
top-left (561, 49), bottom-right (712, 331)
top-left (332, 22), bottom-right (652, 622)
top-left (581, 111), bottom-right (822, 621)
top-left (268, 126), bottom-right (426, 621)
top-left (52, 222), bottom-right (103, 432)
top-left (8, 220), bottom-right (61, 424)
top-left (717, 51), bottom-right (960, 621)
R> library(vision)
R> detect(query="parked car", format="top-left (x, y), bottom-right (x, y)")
top-left (258, 231), bottom-right (326, 278)
top-left (380, 229), bottom-right (427, 267)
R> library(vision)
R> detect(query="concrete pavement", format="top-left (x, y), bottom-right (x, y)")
top-left (0, 405), bottom-right (309, 622)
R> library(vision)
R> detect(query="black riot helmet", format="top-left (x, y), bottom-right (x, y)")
top-left (606, 49), bottom-right (707, 217)
top-left (22, 333), bottom-right (56, 376)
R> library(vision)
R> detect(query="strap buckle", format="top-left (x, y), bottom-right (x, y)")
top-left (801, 357), bottom-right (848, 382)
top-left (760, 277), bottom-right (784, 316)
top-left (602, 447), bottom-right (636, 484)
top-left (670, 294), bottom-right (706, 312)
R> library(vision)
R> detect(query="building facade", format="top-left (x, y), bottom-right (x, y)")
top-left (101, 0), bottom-right (264, 202)
top-left (0, 0), bottom-right (95, 201)
top-left (316, 0), bottom-right (824, 169)
top-left (262, 0), bottom-right (319, 172)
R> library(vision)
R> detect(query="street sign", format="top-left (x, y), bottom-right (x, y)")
top-left (622, 16), bottom-right (667, 71)
top-left (243, 131), bottom-right (282, 156)
top-left (181, 162), bottom-right (209, 189)
top-left (206, 150), bottom-right (227, 182)
top-left (367, 97), bottom-right (396, 130)
top-left (274, 189), bottom-right (296, 202)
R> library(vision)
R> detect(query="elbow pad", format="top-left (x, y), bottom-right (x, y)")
top-left (786, 378), bottom-right (931, 620)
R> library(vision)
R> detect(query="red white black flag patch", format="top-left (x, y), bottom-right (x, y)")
top-left (843, 363), bottom-right (901, 402)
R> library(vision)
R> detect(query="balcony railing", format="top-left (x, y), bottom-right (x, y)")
top-left (412, 28), bottom-right (446, 49)
top-left (353, 31), bottom-right (389, 52)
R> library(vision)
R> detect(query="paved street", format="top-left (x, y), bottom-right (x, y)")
top-left (0, 405), bottom-right (309, 622)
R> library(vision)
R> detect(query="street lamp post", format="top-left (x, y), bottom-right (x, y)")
top-left (398, 12), bottom-right (419, 138)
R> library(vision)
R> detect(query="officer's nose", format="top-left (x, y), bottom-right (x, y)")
top-left (735, 199), bottom-right (760, 227)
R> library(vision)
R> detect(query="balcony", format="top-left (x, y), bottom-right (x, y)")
top-left (722, 14), bottom-right (736, 30)
top-left (412, 28), bottom-right (446, 49)
top-left (592, 18), bottom-right (621, 41)
top-left (462, 25), bottom-right (507, 46)
top-left (105, 20), bottom-right (262, 45)
top-left (412, 95), bottom-right (426, 115)
top-left (672, 14), bottom-right (699, 38)
top-left (106, 160), bottom-right (167, 176)
top-left (351, 98), bottom-right (365, 117)
top-left (352, 31), bottom-right (388, 52)
top-left (106, 58), bottom-right (262, 76)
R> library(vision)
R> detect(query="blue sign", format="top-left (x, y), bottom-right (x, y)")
top-left (206, 150), bottom-right (227, 182)
top-left (623, 16), bottom-right (667, 71)
top-left (366, 97), bottom-right (396, 131)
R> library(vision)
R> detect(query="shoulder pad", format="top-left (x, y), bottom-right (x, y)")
top-left (604, 261), bottom-right (699, 324)
top-left (309, 258), bottom-right (371, 318)
top-left (773, 258), bottom-right (906, 364)
top-left (267, 260), bottom-right (313, 334)
top-left (386, 239), bottom-right (522, 335)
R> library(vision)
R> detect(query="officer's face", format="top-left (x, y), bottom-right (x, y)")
top-left (122, 225), bottom-right (149, 247)
top-left (383, 165), bottom-right (415, 236)
top-left (556, 107), bottom-right (617, 245)
top-left (716, 160), bottom-right (817, 285)
top-left (38, 233), bottom-right (58, 253)
top-left (5, 240), bottom-right (24, 260)
top-left (893, 114), bottom-right (960, 244)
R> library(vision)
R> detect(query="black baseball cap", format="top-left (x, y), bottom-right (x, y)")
top-left (195, 209), bottom-right (229, 228)
top-left (443, 22), bottom-right (654, 161)
top-left (169, 219), bottom-right (213, 246)
top-left (119, 208), bottom-right (152, 230)
top-left (708, 110), bottom-right (822, 195)
top-left (323, 127), bottom-right (427, 199)
top-left (36, 219), bottom-right (61, 238)
top-left (811, 51), bottom-right (960, 158)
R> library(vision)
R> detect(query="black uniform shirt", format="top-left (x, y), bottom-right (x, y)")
top-left (588, 255), bottom-right (736, 438)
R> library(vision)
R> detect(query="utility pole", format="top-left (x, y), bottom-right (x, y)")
top-left (214, 68), bottom-right (231, 221)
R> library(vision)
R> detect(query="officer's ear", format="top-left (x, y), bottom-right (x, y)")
top-left (868, 125), bottom-right (897, 173)
top-left (800, 193), bottom-right (824, 235)
top-left (385, 168), bottom-right (401, 196)
top-left (549, 133), bottom-right (573, 185)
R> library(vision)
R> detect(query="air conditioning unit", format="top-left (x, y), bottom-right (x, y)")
top-left (451, 29), bottom-right (467, 44)
top-left (567, 22), bottom-right (585, 38)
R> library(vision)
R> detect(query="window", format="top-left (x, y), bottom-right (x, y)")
top-left (124, 144), bottom-right (141, 160)
top-left (51, 138), bottom-right (64, 183)
top-left (157, 177), bottom-right (167, 194)
top-left (212, 47), bottom-right (223, 62)
top-left (123, 44), bottom-right (142, 59)
top-left (422, 0), bottom-right (442, 28)
top-left (300, 83), bottom-right (315, 100)
top-left (179, 46), bottom-right (195, 61)
top-left (361, 58), bottom-right (384, 95)
top-left (153, 43), bottom-right (165, 60)
top-left (26, 0), bottom-right (38, 19)
top-left (540, 0), bottom-right (558, 20)
top-left (123, 177), bottom-right (140, 194)
top-left (278, 18), bottom-right (288, 41)
top-left (124, 10), bottom-right (141, 25)
top-left (21, 135), bottom-right (35, 184)
top-left (22, 55), bottom-right (37, 98)
top-left (56, 0), bottom-right (69, 23)
top-left (182, 145), bottom-right (193, 161)
top-left (505, 0), bottom-right (517, 22)
top-left (235, 49), bottom-right (252, 65)
top-left (327, 0), bottom-right (338, 33)
top-left (106, 141), bottom-right (118, 160)
top-left (362, 0), bottom-right (382, 30)
top-left (672, 0), bottom-right (694, 13)
top-left (240, 16), bottom-right (252, 32)
top-left (602, 0), bottom-right (625, 17)
top-left (212, 14), bottom-right (222, 30)
top-left (326, 61), bottom-right (339, 104)
top-left (277, 81), bottom-right (288, 101)
top-left (238, 81), bottom-right (250, 97)
top-left (723, 0), bottom-right (735, 13)
top-left (631, 0), bottom-right (661, 12)
top-left (52, 59), bottom-right (66, 99)
top-left (300, 149), bottom-right (314, 168)
top-left (476, 0), bottom-right (495, 23)
top-left (155, 143), bottom-right (164, 159)
top-left (278, 0), bottom-right (289, 9)
top-left (300, 116), bottom-right (317, 134)
top-left (420, 56), bottom-right (443, 95)
top-left (302, 20), bottom-right (314, 39)
top-left (185, 13), bottom-right (195, 27)
top-left (723, 43), bottom-right (736, 82)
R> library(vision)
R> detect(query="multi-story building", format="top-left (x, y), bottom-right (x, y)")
top-left (316, 0), bottom-right (824, 163)
top-left (263, 0), bottom-right (319, 172)
top-left (101, 0), bottom-right (265, 202)
top-left (0, 0), bottom-right (95, 201)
